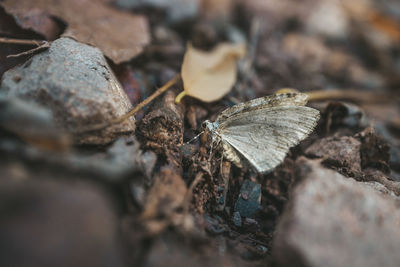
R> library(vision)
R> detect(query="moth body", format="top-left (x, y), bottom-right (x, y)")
top-left (201, 93), bottom-right (320, 173)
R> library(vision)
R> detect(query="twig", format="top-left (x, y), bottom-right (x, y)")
top-left (77, 74), bottom-right (180, 133)
top-left (306, 89), bottom-right (391, 103)
top-left (243, 17), bottom-right (261, 76)
top-left (7, 41), bottom-right (50, 58)
top-left (236, 17), bottom-right (261, 93)
top-left (0, 37), bottom-right (46, 46)
top-left (183, 173), bottom-right (204, 213)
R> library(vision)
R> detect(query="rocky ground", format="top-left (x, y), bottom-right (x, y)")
top-left (0, 0), bottom-right (400, 267)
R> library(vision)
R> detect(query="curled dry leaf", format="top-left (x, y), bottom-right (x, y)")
top-left (177, 42), bottom-right (246, 103)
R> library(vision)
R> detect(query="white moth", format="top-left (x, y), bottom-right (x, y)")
top-left (203, 93), bottom-right (320, 173)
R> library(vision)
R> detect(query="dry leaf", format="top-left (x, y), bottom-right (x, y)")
top-left (1, 0), bottom-right (150, 64)
top-left (177, 42), bottom-right (246, 103)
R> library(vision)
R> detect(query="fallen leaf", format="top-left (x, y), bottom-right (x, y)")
top-left (177, 42), bottom-right (246, 103)
top-left (0, 0), bottom-right (150, 64)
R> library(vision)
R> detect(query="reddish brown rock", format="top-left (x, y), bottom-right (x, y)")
top-left (273, 158), bottom-right (400, 267)
top-left (305, 135), bottom-right (362, 177)
top-left (0, 178), bottom-right (124, 267)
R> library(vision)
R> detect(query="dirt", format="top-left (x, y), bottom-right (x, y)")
top-left (0, 0), bottom-right (400, 267)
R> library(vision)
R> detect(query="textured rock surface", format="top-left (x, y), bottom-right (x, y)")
top-left (0, 95), bottom-right (57, 137)
top-left (305, 135), bottom-right (362, 176)
top-left (234, 180), bottom-right (261, 218)
top-left (272, 158), bottom-right (400, 267)
top-left (0, 37), bottom-right (135, 144)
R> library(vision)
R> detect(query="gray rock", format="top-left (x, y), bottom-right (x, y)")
top-left (0, 37), bottom-right (135, 145)
top-left (0, 95), bottom-right (69, 148)
top-left (273, 157), bottom-right (400, 267)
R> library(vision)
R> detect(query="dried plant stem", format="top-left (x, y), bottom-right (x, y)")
top-left (0, 37), bottom-right (46, 46)
top-left (183, 173), bottom-right (204, 213)
top-left (7, 42), bottom-right (50, 58)
top-left (175, 91), bottom-right (186, 103)
top-left (78, 74), bottom-right (180, 133)
top-left (307, 89), bottom-right (390, 103)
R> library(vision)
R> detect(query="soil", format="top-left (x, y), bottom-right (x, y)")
top-left (0, 1), bottom-right (400, 267)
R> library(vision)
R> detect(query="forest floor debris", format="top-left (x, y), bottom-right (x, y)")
top-left (0, 0), bottom-right (400, 267)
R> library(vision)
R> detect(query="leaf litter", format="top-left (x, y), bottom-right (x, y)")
top-left (1, 0), bottom-right (400, 266)
top-left (0, 0), bottom-right (150, 63)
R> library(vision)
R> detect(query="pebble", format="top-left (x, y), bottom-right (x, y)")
top-left (234, 180), bottom-right (261, 218)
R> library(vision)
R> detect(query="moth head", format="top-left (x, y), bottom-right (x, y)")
top-left (202, 120), bottom-right (217, 133)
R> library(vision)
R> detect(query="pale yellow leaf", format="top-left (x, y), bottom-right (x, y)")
top-left (180, 42), bottom-right (246, 103)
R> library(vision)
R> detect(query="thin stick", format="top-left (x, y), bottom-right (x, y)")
top-left (77, 74), bottom-right (180, 133)
top-left (183, 173), bottom-right (204, 213)
top-left (0, 37), bottom-right (46, 46)
top-left (239, 17), bottom-right (261, 86)
top-left (7, 41), bottom-right (50, 58)
top-left (307, 89), bottom-right (391, 103)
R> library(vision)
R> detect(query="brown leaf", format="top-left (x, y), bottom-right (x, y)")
top-left (179, 42), bottom-right (246, 103)
top-left (1, 0), bottom-right (150, 64)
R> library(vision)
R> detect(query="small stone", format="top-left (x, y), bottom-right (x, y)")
top-left (323, 102), bottom-right (369, 134)
top-left (205, 215), bottom-right (227, 235)
top-left (256, 245), bottom-right (268, 255)
top-left (234, 180), bottom-right (261, 218)
top-left (305, 135), bottom-right (362, 176)
top-left (0, 37), bottom-right (135, 145)
top-left (357, 127), bottom-right (390, 174)
top-left (232, 211), bottom-right (242, 227)
top-left (242, 218), bottom-right (260, 233)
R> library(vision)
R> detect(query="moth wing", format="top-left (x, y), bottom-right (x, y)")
top-left (215, 93), bottom-right (309, 124)
top-left (219, 106), bottom-right (320, 173)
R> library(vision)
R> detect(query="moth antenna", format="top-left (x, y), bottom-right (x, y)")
top-left (186, 130), bottom-right (204, 144)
